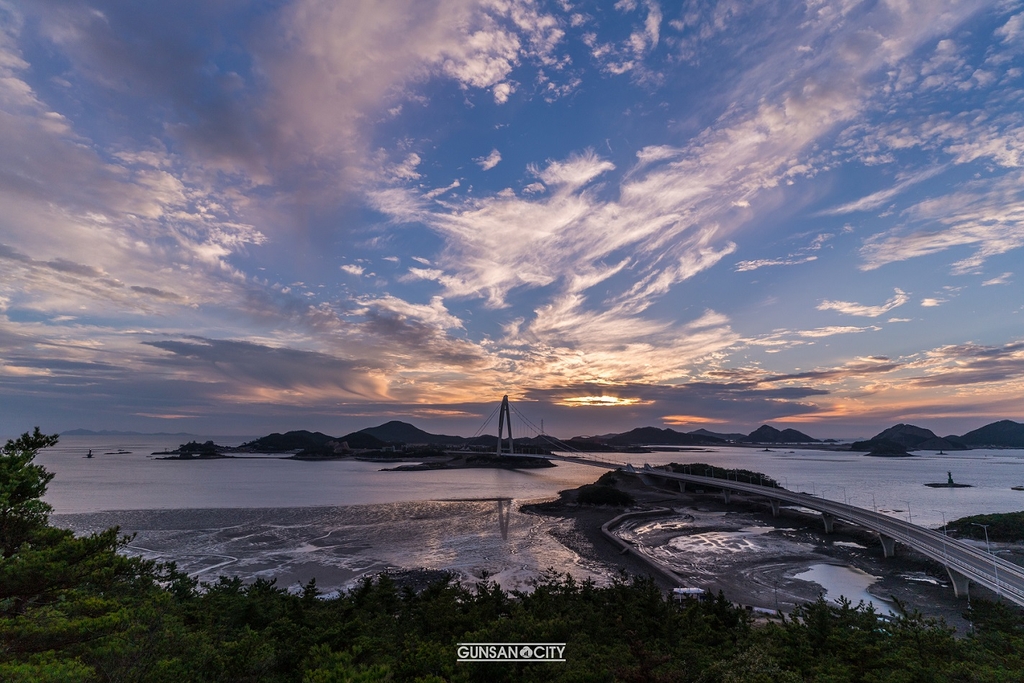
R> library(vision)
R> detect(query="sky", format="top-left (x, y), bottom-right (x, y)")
top-left (1, 0), bottom-right (1023, 440)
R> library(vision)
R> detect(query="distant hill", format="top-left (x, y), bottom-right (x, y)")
top-left (358, 421), bottom-right (465, 445)
top-left (849, 423), bottom-right (972, 452)
top-left (336, 431), bottom-right (388, 449)
top-left (688, 428), bottom-right (746, 442)
top-left (849, 438), bottom-right (912, 456)
top-left (914, 436), bottom-right (969, 451)
top-left (606, 427), bottom-right (724, 446)
top-left (868, 424), bottom-right (937, 448)
top-left (556, 438), bottom-right (619, 452)
top-left (739, 425), bottom-right (819, 443)
top-left (959, 420), bottom-right (1024, 447)
top-left (62, 429), bottom-right (195, 436)
top-left (242, 430), bottom-right (340, 452)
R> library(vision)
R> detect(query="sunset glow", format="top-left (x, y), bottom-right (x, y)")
top-left (2, 1), bottom-right (1023, 438)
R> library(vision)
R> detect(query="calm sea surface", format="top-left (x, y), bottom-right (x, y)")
top-left (37, 436), bottom-right (1024, 527)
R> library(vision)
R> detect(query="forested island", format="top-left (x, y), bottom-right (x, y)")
top-left (5, 428), bottom-right (1024, 681)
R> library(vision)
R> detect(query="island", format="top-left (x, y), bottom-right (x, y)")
top-left (924, 471), bottom-right (972, 488)
top-left (380, 452), bottom-right (555, 471)
top-left (153, 440), bottom-right (233, 459)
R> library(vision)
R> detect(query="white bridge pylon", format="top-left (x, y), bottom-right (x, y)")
top-left (496, 394), bottom-right (513, 456)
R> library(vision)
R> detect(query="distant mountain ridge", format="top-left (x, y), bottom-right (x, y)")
top-left (688, 428), bottom-right (747, 442)
top-left (606, 427), bottom-right (724, 446)
top-left (739, 425), bottom-right (819, 443)
top-left (79, 418), bottom-right (1024, 452)
top-left (959, 420), bottom-right (1024, 447)
top-left (851, 423), bottom-right (970, 452)
top-left (869, 424), bottom-right (937, 448)
top-left (242, 430), bottom-right (341, 452)
top-left (358, 421), bottom-right (465, 445)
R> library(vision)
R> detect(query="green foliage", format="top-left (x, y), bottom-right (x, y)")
top-left (576, 484), bottom-right (635, 506)
top-left (3, 427), bottom-right (1024, 681)
top-left (0, 428), bottom-right (59, 557)
top-left (667, 462), bottom-right (780, 488)
top-left (947, 511), bottom-right (1024, 542)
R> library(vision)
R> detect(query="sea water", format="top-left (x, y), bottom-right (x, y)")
top-left (35, 437), bottom-right (1024, 526)
top-left (33, 436), bottom-right (1024, 593)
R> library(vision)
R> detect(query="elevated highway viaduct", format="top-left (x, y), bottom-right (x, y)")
top-left (624, 463), bottom-right (1024, 607)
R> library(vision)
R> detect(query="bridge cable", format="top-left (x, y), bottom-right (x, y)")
top-left (471, 402), bottom-right (502, 439)
top-left (507, 401), bottom-right (618, 465)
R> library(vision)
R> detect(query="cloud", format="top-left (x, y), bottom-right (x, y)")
top-left (390, 153), bottom-right (422, 180)
top-left (735, 255), bottom-right (816, 272)
top-left (759, 356), bottom-right (901, 384)
top-left (860, 173), bottom-right (1024, 273)
top-left (920, 298), bottom-right (946, 307)
top-left (910, 340), bottom-right (1024, 387)
top-left (995, 13), bottom-right (1024, 44)
top-left (820, 166), bottom-right (947, 215)
top-left (423, 179), bottom-right (461, 199)
top-left (361, 1), bottom-right (997, 411)
top-left (794, 326), bottom-right (882, 339)
top-left (817, 289), bottom-right (909, 317)
top-left (524, 379), bottom-right (829, 426)
top-left (28, 0), bottom-right (567, 199)
top-left (982, 272), bottom-right (1012, 285)
top-left (475, 148), bottom-right (502, 170)
top-left (6, 0), bottom-right (1022, 435)
top-left (748, 325), bottom-right (881, 352)
top-left (492, 81), bottom-right (514, 103)
top-left (586, 0), bottom-right (663, 76)
top-left (144, 337), bottom-right (387, 402)
top-left (533, 149), bottom-right (615, 189)
top-left (355, 294), bottom-right (463, 330)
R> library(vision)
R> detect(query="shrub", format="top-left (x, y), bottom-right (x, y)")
top-left (577, 484), bottom-right (634, 506)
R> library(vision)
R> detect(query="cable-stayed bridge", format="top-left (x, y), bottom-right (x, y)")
top-left (489, 396), bottom-right (1024, 608)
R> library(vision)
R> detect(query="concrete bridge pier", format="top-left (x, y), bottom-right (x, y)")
top-left (946, 568), bottom-right (971, 598)
top-left (821, 512), bottom-right (835, 534)
top-left (769, 499), bottom-right (780, 517)
top-left (722, 489), bottom-right (731, 504)
top-left (879, 534), bottom-right (896, 558)
top-left (638, 474), bottom-right (656, 486)
top-left (678, 481), bottom-right (686, 493)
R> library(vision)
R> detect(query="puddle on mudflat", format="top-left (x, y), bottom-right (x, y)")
top-left (793, 564), bottom-right (894, 614)
top-left (833, 541), bottom-right (867, 549)
top-left (666, 527), bottom-right (776, 555)
top-left (900, 572), bottom-right (945, 586)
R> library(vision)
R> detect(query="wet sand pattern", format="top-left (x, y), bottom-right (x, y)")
top-left (615, 506), bottom-right (892, 612)
top-left (53, 500), bottom-right (615, 595)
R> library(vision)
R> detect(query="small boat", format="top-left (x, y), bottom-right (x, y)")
top-left (1012, 486), bottom-right (1024, 491)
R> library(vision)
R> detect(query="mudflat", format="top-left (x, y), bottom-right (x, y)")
top-left (522, 472), bottom-right (1019, 633)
